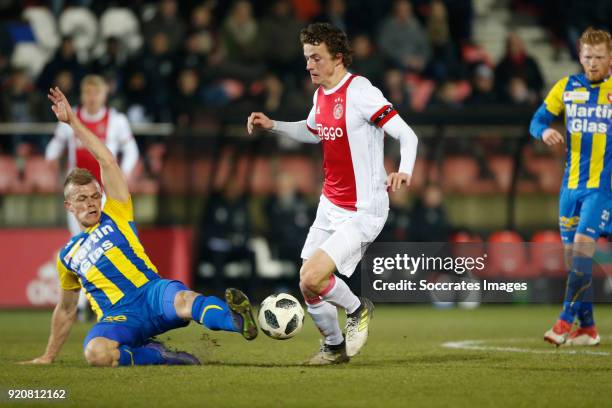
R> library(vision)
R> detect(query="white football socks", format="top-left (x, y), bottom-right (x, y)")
top-left (320, 275), bottom-right (361, 315)
top-left (307, 301), bottom-right (344, 346)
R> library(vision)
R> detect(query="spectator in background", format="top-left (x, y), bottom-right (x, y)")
top-left (220, 0), bottom-right (263, 66)
top-left (378, 0), bottom-right (430, 74)
top-left (408, 184), bottom-right (450, 242)
top-left (428, 80), bottom-right (464, 109)
top-left (142, 0), bottom-right (185, 54)
top-left (505, 76), bottom-right (538, 106)
top-left (260, 0), bottom-right (303, 80)
top-left (466, 64), bottom-right (498, 105)
top-left (426, 0), bottom-right (459, 81)
top-left (123, 69), bottom-right (155, 124)
top-left (132, 31), bottom-right (178, 121)
top-left (90, 37), bottom-right (127, 84)
top-left (379, 189), bottom-right (411, 242)
top-left (264, 172), bottom-right (313, 270)
top-left (495, 33), bottom-right (544, 102)
top-left (351, 33), bottom-right (385, 88)
top-left (258, 73), bottom-right (285, 113)
top-left (173, 68), bottom-right (201, 127)
top-left (181, 3), bottom-right (217, 71)
top-left (314, 0), bottom-right (350, 34)
top-left (197, 180), bottom-right (256, 290)
top-left (1, 68), bottom-right (44, 152)
top-left (382, 68), bottom-right (411, 112)
top-left (38, 70), bottom-right (78, 122)
top-left (37, 36), bottom-right (84, 93)
top-left (445, 0), bottom-right (474, 44)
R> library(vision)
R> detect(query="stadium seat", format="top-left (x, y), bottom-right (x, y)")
top-left (0, 156), bottom-right (20, 194)
top-left (486, 230), bottom-right (530, 278)
top-left (99, 8), bottom-right (143, 54)
top-left (160, 156), bottom-right (189, 194)
top-left (409, 79), bottom-right (436, 112)
top-left (191, 157), bottom-right (213, 194)
top-left (22, 7), bottom-right (60, 51)
top-left (59, 8), bottom-right (98, 57)
top-left (530, 230), bottom-right (565, 277)
top-left (524, 156), bottom-right (563, 193)
top-left (249, 157), bottom-right (273, 195)
top-left (10, 42), bottom-right (50, 77)
top-left (127, 160), bottom-right (159, 194)
top-left (595, 237), bottom-right (612, 278)
top-left (409, 158), bottom-right (428, 191)
top-left (487, 155), bottom-right (514, 192)
top-left (250, 237), bottom-right (297, 279)
top-left (278, 156), bottom-right (318, 194)
top-left (441, 156), bottom-right (494, 193)
top-left (23, 156), bottom-right (60, 193)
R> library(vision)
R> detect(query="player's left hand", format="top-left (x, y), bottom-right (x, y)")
top-left (48, 87), bottom-right (74, 124)
top-left (387, 172), bottom-right (411, 192)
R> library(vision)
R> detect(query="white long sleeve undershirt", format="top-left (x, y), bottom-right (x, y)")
top-left (382, 115), bottom-right (418, 176)
top-left (271, 120), bottom-right (320, 144)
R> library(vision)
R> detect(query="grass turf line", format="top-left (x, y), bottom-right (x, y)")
top-left (0, 305), bottom-right (611, 408)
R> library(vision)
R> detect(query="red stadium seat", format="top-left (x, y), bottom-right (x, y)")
top-left (191, 158), bottom-right (213, 194)
top-left (488, 155), bottom-right (514, 192)
top-left (409, 158), bottom-right (429, 191)
top-left (128, 160), bottom-right (160, 194)
top-left (249, 157), bottom-right (273, 195)
top-left (530, 230), bottom-right (565, 278)
top-left (23, 156), bottom-right (60, 193)
top-left (441, 156), bottom-right (479, 192)
top-left (595, 237), bottom-right (612, 278)
top-left (160, 156), bottom-right (189, 194)
top-left (486, 230), bottom-right (531, 279)
top-left (279, 156), bottom-right (318, 194)
top-left (0, 156), bottom-right (20, 193)
top-left (525, 156), bottom-right (563, 193)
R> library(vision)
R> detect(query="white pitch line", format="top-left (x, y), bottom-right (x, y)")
top-left (442, 339), bottom-right (611, 356)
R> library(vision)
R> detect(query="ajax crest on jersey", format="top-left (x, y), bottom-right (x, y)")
top-left (258, 293), bottom-right (305, 340)
top-left (333, 96), bottom-right (344, 119)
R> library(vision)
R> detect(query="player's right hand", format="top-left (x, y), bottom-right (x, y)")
top-left (247, 112), bottom-right (274, 135)
top-left (542, 128), bottom-right (564, 146)
top-left (48, 87), bottom-right (74, 124)
top-left (18, 355), bottom-right (53, 365)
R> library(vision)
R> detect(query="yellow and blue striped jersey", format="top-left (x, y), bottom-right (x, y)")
top-left (56, 196), bottom-right (159, 320)
top-left (543, 73), bottom-right (612, 191)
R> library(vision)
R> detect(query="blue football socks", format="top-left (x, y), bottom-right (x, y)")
top-left (559, 256), bottom-right (593, 325)
top-left (191, 295), bottom-right (239, 332)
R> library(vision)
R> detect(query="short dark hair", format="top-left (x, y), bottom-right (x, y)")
top-left (64, 168), bottom-right (97, 198)
top-left (300, 23), bottom-right (353, 67)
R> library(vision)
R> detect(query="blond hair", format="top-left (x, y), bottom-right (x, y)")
top-left (80, 74), bottom-right (107, 89)
top-left (64, 168), bottom-right (97, 198)
top-left (579, 27), bottom-right (612, 52)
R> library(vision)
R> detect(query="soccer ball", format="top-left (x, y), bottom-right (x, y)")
top-left (258, 293), bottom-right (304, 339)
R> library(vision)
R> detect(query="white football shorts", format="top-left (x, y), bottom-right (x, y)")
top-left (301, 194), bottom-right (388, 277)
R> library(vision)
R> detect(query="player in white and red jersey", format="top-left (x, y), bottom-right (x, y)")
top-left (45, 74), bottom-right (139, 320)
top-left (45, 74), bottom-right (139, 236)
top-left (248, 23), bottom-right (418, 364)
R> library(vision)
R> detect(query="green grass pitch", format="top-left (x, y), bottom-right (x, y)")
top-left (1, 305), bottom-right (611, 408)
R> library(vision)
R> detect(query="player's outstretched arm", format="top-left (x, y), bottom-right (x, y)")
top-left (19, 289), bottom-right (79, 365)
top-left (247, 111), bottom-right (319, 143)
top-left (48, 87), bottom-right (130, 202)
